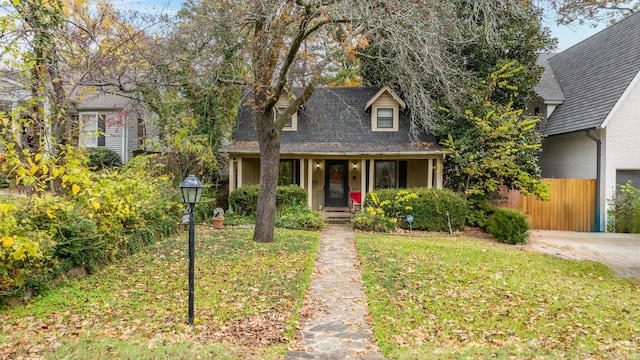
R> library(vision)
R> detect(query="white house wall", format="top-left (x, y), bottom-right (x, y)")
top-left (603, 76), bottom-right (640, 220)
top-left (539, 131), bottom-right (599, 179)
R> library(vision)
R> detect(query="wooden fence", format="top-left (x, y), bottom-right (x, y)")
top-left (498, 178), bottom-right (596, 232)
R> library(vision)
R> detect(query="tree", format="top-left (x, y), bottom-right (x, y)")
top-left (0, 0), bottom-right (157, 193)
top-left (168, 0), bottom-right (545, 242)
top-left (545, 0), bottom-right (637, 25)
top-left (438, 62), bottom-right (550, 226)
top-left (359, 2), bottom-right (552, 226)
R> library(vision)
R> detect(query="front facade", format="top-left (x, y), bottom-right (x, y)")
top-left (76, 94), bottom-right (150, 164)
top-left (221, 87), bottom-right (445, 211)
top-left (533, 11), bottom-right (640, 231)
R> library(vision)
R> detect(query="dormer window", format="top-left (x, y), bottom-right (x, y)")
top-left (274, 96), bottom-right (297, 131)
top-left (376, 108), bottom-right (394, 128)
top-left (275, 106), bottom-right (294, 129)
top-left (365, 86), bottom-right (405, 132)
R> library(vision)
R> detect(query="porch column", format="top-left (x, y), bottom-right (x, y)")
top-left (360, 159), bottom-right (366, 211)
top-left (427, 158), bottom-right (433, 189)
top-left (300, 158), bottom-right (305, 190)
top-left (237, 157), bottom-right (243, 189)
top-left (307, 159), bottom-right (313, 208)
top-left (368, 158), bottom-right (375, 193)
top-left (229, 157), bottom-right (236, 192)
top-left (436, 158), bottom-right (443, 189)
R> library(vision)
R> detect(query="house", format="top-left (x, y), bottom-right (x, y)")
top-left (0, 73), bottom-right (151, 164)
top-left (220, 87), bottom-right (445, 211)
top-left (75, 93), bottom-right (150, 164)
top-left (0, 75), bottom-right (39, 152)
top-left (531, 11), bottom-right (640, 231)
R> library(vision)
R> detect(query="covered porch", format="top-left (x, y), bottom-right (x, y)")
top-left (227, 154), bottom-right (444, 211)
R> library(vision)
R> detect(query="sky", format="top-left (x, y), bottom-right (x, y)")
top-left (108, 0), bottom-right (604, 52)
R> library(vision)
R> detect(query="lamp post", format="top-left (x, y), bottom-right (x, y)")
top-left (179, 175), bottom-right (203, 326)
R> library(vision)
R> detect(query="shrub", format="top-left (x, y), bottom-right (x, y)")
top-left (0, 202), bottom-right (53, 297)
top-left (607, 182), bottom-right (640, 233)
top-left (486, 208), bottom-right (530, 244)
top-left (223, 210), bottom-right (255, 227)
top-left (363, 188), bottom-right (467, 232)
top-left (351, 211), bottom-right (396, 233)
top-left (229, 184), bottom-right (307, 216)
top-left (1, 155), bottom-right (183, 306)
top-left (85, 147), bottom-right (122, 170)
top-left (275, 206), bottom-right (325, 231)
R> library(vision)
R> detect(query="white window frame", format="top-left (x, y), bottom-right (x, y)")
top-left (79, 113), bottom-right (107, 147)
top-left (79, 113), bottom-right (99, 147)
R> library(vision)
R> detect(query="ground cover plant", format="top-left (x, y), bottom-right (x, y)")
top-left (0, 227), bottom-right (320, 359)
top-left (357, 234), bottom-right (640, 359)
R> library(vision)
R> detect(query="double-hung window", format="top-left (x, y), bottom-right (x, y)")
top-left (376, 108), bottom-right (394, 129)
top-left (80, 113), bottom-right (106, 147)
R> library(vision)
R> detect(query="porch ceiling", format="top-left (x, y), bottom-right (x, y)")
top-left (220, 141), bottom-right (445, 157)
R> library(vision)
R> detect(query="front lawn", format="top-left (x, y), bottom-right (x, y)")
top-left (0, 227), bottom-right (320, 359)
top-left (357, 234), bottom-right (640, 359)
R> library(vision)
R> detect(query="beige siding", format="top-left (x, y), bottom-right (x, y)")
top-left (407, 159), bottom-right (428, 187)
top-left (374, 93), bottom-right (397, 107)
top-left (241, 158), bottom-right (261, 185)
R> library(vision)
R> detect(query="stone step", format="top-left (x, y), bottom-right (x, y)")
top-left (323, 210), bottom-right (354, 224)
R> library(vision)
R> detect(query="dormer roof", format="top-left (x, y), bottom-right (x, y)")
top-left (364, 86), bottom-right (406, 111)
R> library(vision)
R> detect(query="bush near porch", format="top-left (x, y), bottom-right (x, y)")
top-left (228, 184), bottom-right (307, 216)
top-left (354, 188), bottom-right (467, 232)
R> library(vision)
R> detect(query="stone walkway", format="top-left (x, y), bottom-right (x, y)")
top-left (286, 224), bottom-right (384, 360)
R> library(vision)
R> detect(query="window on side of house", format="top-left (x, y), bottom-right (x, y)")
top-left (616, 170), bottom-right (640, 192)
top-left (375, 160), bottom-right (396, 189)
top-left (79, 113), bottom-right (106, 147)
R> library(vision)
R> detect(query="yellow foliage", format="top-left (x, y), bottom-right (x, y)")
top-left (72, 184), bottom-right (80, 195)
top-left (1, 236), bottom-right (14, 249)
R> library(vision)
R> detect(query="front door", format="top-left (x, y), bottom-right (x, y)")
top-left (325, 160), bottom-right (349, 208)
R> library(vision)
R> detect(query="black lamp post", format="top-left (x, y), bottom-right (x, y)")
top-left (179, 174), bottom-right (203, 326)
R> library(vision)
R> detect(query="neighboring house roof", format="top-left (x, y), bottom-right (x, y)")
top-left (75, 93), bottom-right (135, 111)
top-left (534, 53), bottom-right (565, 104)
top-left (222, 87), bottom-right (442, 156)
top-left (538, 11), bottom-right (640, 136)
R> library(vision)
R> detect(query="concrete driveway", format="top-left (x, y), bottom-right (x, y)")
top-left (527, 230), bottom-right (640, 281)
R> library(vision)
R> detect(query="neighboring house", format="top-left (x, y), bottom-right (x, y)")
top-left (531, 11), bottom-right (640, 231)
top-left (0, 76), bottom-right (37, 152)
top-left (220, 86), bottom-right (445, 211)
top-left (0, 74), bottom-right (152, 164)
top-left (75, 93), bottom-right (150, 164)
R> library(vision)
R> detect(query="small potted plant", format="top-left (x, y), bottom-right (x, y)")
top-left (213, 207), bottom-right (225, 228)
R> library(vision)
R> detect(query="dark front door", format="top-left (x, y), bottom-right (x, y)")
top-left (325, 160), bottom-right (348, 208)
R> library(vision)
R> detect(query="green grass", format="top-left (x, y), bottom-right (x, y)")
top-left (0, 227), bottom-right (320, 359)
top-left (356, 234), bottom-right (640, 359)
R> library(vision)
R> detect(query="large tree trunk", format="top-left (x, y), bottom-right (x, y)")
top-left (253, 111), bottom-right (280, 243)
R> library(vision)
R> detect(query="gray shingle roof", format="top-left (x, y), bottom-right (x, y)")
top-left (541, 11), bottom-right (640, 136)
top-left (534, 53), bottom-right (565, 103)
top-left (75, 93), bottom-right (134, 110)
top-left (222, 87), bottom-right (442, 155)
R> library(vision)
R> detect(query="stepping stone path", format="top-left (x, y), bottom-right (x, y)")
top-left (286, 224), bottom-right (385, 360)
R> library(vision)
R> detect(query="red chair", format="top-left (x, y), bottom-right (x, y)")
top-left (350, 190), bottom-right (362, 212)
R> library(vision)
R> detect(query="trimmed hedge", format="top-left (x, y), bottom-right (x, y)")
top-left (363, 188), bottom-right (467, 232)
top-left (486, 207), bottom-right (529, 244)
top-left (228, 184), bottom-right (307, 216)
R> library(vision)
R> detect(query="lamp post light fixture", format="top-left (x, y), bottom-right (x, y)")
top-left (179, 175), bottom-right (203, 326)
